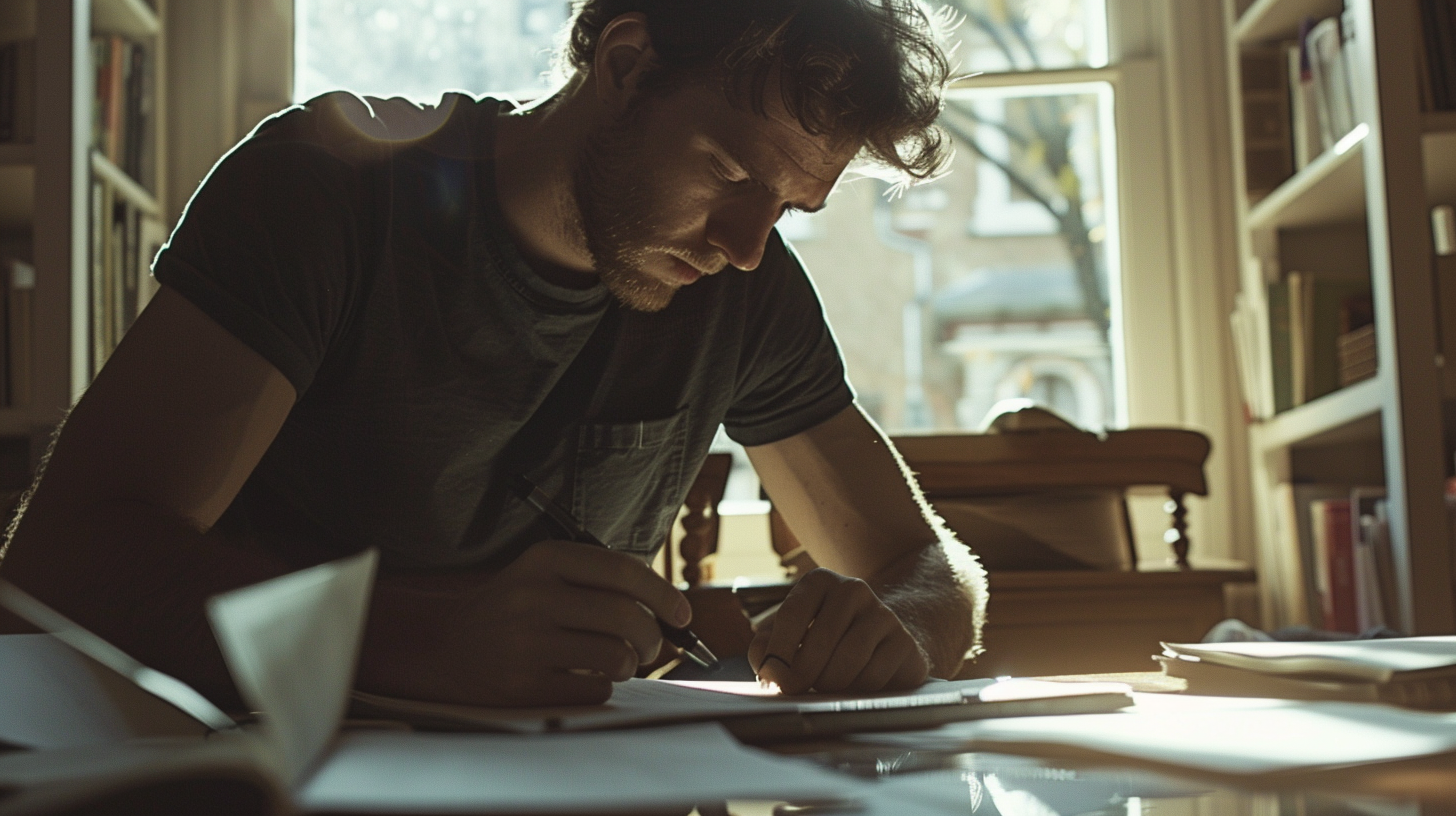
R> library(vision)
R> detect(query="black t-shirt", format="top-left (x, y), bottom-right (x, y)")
top-left (154, 92), bottom-right (853, 570)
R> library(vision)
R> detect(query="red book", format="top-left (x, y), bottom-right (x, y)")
top-left (1314, 498), bottom-right (1358, 632)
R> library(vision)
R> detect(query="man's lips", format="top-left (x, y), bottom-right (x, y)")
top-left (667, 256), bottom-right (705, 284)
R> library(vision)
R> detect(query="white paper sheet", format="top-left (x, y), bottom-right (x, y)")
top-left (0, 634), bottom-right (211, 750)
top-left (854, 692), bottom-right (1456, 775)
top-left (206, 548), bottom-right (377, 786)
top-left (299, 722), bottom-right (863, 813)
top-left (352, 677), bottom-right (1016, 733)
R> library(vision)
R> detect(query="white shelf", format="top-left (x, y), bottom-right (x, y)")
top-left (1236, 0), bottom-right (1343, 44)
top-left (92, 0), bottom-right (160, 39)
top-left (1247, 125), bottom-right (1368, 231)
top-left (1255, 375), bottom-right (1384, 451)
top-left (90, 152), bottom-right (159, 216)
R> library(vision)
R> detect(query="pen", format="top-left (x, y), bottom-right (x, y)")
top-left (512, 476), bottom-right (721, 672)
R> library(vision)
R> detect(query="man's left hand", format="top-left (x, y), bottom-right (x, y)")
top-left (747, 567), bottom-right (929, 694)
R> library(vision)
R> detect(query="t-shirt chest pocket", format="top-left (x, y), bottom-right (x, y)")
top-left (571, 409), bottom-right (691, 559)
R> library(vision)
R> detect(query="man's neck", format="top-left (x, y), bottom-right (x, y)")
top-left (493, 84), bottom-right (599, 283)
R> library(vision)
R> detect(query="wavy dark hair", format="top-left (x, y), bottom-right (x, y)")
top-left (564, 0), bottom-right (955, 186)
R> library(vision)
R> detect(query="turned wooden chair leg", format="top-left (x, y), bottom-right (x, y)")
top-left (1164, 490), bottom-right (1191, 569)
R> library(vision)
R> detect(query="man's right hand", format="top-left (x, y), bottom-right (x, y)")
top-left (360, 539), bottom-right (693, 708)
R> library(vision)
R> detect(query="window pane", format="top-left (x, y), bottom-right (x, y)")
top-left (936, 0), bottom-right (1109, 73)
top-left (795, 83), bottom-right (1120, 432)
top-left (294, 0), bottom-right (566, 103)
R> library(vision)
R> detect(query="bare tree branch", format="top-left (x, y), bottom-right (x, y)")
top-left (938, 114), bottom-right (1065, 219)
top-left (945, 102), bottom-right (1037, 151)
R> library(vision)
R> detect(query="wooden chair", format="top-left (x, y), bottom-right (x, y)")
top-left (766, 419), bottom-right (1255, 678)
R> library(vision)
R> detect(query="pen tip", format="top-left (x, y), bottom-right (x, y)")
top-left (510, 475), bottom-right (534, 501)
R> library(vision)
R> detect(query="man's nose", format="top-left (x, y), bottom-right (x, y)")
top-left (705, 196), bottom-right (782, 271)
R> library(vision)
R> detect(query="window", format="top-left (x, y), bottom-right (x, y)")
top-left (293, 0), bottom-right (565, 103)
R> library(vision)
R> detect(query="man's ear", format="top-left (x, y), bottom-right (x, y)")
top-left (592, 13), bottom-right (656, 113)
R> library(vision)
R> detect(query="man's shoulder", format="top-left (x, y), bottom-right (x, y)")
top-left (243, 91), bottom-right (501, 165)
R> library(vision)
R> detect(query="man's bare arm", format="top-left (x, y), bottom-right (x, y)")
top-left (0, 285), bottom-right (690, 709)
top-left (745, 403), bottom-right (986, 687)
top-left (0, 286), bottom-right (298, 706)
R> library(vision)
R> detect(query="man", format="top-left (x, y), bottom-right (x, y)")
top-left (0, 0), bottom-right (986, 708)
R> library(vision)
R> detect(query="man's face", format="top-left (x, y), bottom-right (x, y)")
top-left (573, 76), bottom-right (857, 312)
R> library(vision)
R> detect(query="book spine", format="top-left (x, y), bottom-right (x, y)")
top-left (1288, 272), bottom-right (1308, 406)
top-left (91, 36), bottom-right (107, 153)
top-left (13, 39), bottom-right (33, 143)
top-left (0, 41), bottom-right (16, 143)
top-left (122, 204), bottom-right (138, 333)
top-left (90, 180), bottom-right (105, 376)
top-left (1304, 18), bottom-right (1337, 149)
top-left (1241, 47), bottom-right (1294, 199)
top-left (6, 258), bottom-right (31, 408)
top-left (106, 36), bottom-right (124, 166)
top-left (1430, 0), bottom-right (1456, 111)
top-left (1319, 498), bottom-right (1358, 633)
top-left (124, 42), bottom-right (144, 181)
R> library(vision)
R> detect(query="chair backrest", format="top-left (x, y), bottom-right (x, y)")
top-left (895, 426), bottom-right (1210, 569)
top-left (767, 425), bottom-right (1212, 574)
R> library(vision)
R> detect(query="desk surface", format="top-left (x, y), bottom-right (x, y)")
top-left (738, 673), bottom-right (1456, 816)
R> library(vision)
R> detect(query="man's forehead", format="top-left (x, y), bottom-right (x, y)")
top-left (692, 80), bottom-right (857, 185)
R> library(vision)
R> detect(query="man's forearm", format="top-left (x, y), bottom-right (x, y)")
top-left (1, 497), bottom-right (288, 710)
top-left (870, 536), bottom-right (987, 678)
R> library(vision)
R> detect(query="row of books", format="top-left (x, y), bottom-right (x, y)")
top-left (1277, 484), bottom-right (1394, 637)
top-left (91, 34), bottom-right (154, 191)
top-left (1228, 267), bottom-right (1374, 420)
top-left (90, 179), bottom-right (164, 376)
top-left (1418, 0), bottom-right (1456, 112)
top-left (1242, 7), bottom-right (1363, 199)
top-left (1268, 271), bottom-right (1374, 412)
top-left (0, 39), bottom-right (34, 143)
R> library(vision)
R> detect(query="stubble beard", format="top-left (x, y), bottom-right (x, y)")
top-left (572, 107), bottom-right (680, 313)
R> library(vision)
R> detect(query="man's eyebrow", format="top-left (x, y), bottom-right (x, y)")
top-left (714, 140), bottom-right (827, 214)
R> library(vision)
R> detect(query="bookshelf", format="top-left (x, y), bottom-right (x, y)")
top-left (6, 0), bottom-right (167, 477)
top-left (1227, 0), bottom-right (1456, 634)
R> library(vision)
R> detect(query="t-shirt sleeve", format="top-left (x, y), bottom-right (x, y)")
top-left (152, 110), bottom-right (368, 396)
top-left (723, 232), bottom-right (855, 447)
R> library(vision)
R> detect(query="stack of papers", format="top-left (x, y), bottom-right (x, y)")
top-left (1158, 638), bottom-right (1456, 708)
